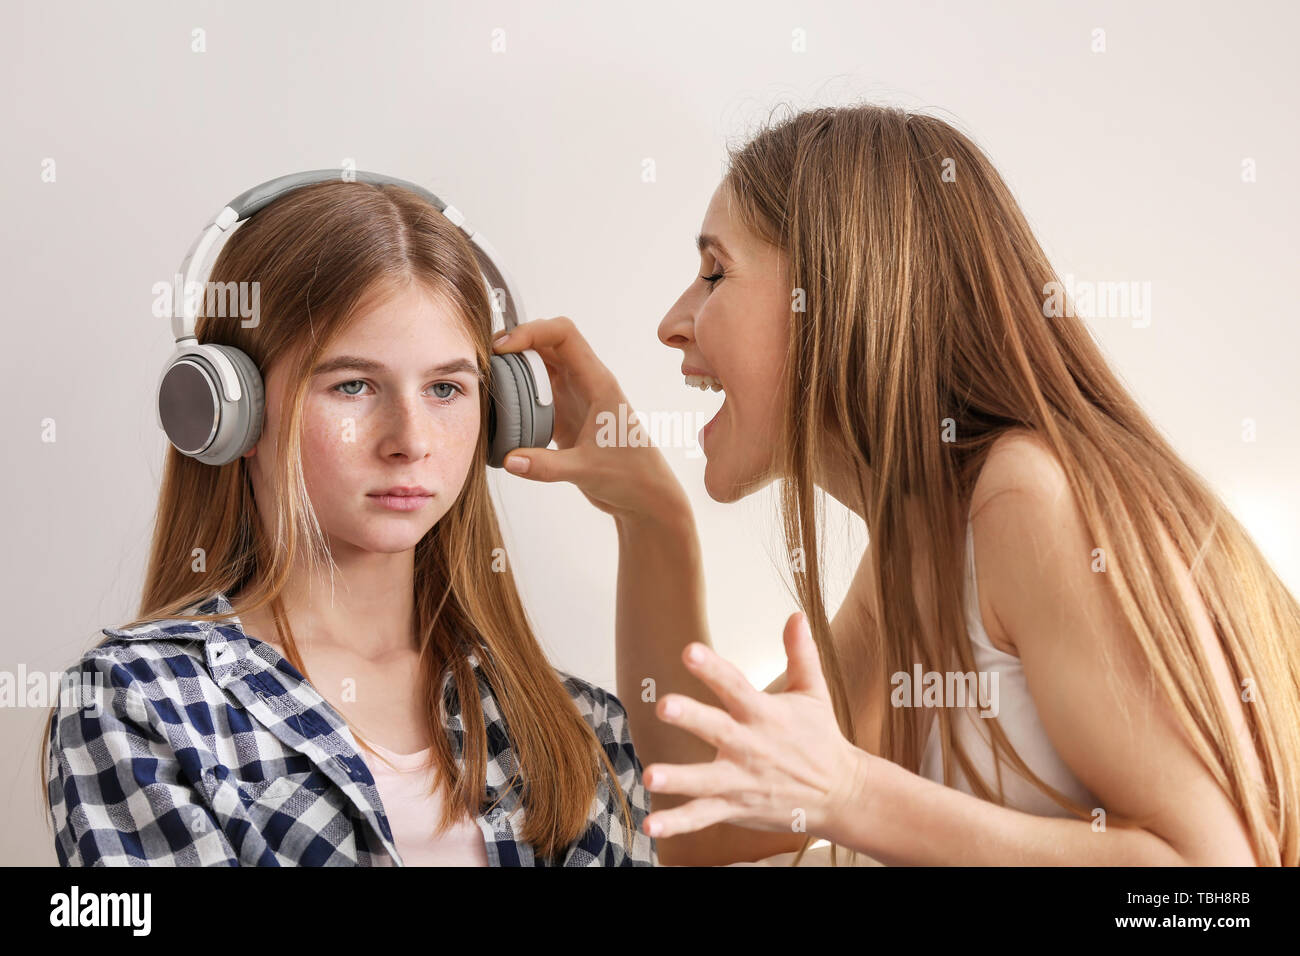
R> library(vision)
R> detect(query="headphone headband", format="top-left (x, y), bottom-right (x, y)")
top-left (171, 168), bottom-right (527, 342)
top-left (158, 169), bottom-right (553, 467)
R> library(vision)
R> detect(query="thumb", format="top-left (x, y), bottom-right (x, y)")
top-left (782, 612), bottom-right (830, 699)
top-left (502, 446), bottom-right (583, 483)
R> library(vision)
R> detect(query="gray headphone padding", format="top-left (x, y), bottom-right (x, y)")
top-left (202, 345), bottom-right (264, 466)
top-left (489, 352), bottom-right (526, 468)
top-left (488, 352), bottom-right (553, 468)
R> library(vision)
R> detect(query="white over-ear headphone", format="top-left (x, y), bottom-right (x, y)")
top-left (157, 169), bottom-right (553, 467)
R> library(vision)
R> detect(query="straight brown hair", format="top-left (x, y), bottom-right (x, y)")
top-left (41, 181), bottom-right (633, 860)
top-left (724, 104), bottom-right (1299, 866)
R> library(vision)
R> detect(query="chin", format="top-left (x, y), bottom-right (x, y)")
top-left (704, 481), bottom-right (737, 504)
top-left (704, 459), bottom-right (772, 504)
top-left (345, 525), bottom-right (435, 555)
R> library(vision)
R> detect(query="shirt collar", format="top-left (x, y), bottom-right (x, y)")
top-left (98, 592), bottom-right (525, 864)
top-left (99, 592), bottom-right (485, 699)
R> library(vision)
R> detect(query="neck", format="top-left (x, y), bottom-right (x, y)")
top-left (813, 432), bottom-right (946, 645)
top-left (813, 423), bottom-right (870, 519)
top-left (235, 540), bottom-right (420, 661)
top-left (814, 427), bottom-right (932, 543)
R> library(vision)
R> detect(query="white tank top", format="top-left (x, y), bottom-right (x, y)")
top-left (917, 518), bottom-right (1098, 817)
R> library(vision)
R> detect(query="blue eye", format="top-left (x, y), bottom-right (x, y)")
top-left (430, 382), bottom-right (461, 402)
top-left (329, 380), bottom-right (465, 405)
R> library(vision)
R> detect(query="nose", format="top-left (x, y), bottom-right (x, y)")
top-left (377, 393), bottom-right (433, 461)
top-left (657, 286), bottom-right (697, 353)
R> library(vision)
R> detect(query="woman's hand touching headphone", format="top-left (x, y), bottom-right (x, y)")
top-left (492, 316), bottom-right (688, 523)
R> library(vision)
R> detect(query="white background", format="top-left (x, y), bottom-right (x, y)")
top-left (2, 0), bottom-right (1296, 864)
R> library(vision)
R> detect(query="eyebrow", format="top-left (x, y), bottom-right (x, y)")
top-left (312, 355), bottom-right (482, 378)
top-left (695, 232), bottom-right (734, 261)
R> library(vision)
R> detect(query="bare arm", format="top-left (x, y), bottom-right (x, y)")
top-left (615, 504), bottom-right (885, 865)
top-left (824, 436), bottom-right (1269, 865)
top-left (826, 752), bottom-right (1195, 865)
top-left (491, 317), bottom-right (882, 864)
top-left (614, 505), bottom-right (813, 865)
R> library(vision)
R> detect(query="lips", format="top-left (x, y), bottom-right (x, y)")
top-left (681, 364), bottom-right (721, 379)
top-left (368, 486), bottom-right (432, 497)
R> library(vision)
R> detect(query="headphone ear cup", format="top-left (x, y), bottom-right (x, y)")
top-left (487, 350), bottom-right (555, 469)
top-left (168, 345), bottom-right (262, 466)
top-left (158, 345), bottom-right (255, 465)
top-left (488, 352), bottom-right (527, 468)
top-left (524, 350), bottom-right (554, 450)
top-left (218, 346), bottom-right (265, 460)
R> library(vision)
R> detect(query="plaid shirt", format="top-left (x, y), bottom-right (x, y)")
top-left (46, 593), bottom-right (656, 866)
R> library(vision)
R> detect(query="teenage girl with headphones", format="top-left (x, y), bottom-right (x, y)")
top-left (492, 104), bottom-right (1300, 866)
top-left (42, 173), bottom-right (653, 866)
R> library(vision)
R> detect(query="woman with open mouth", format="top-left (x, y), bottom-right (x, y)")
top-left (492, 103), bottom-right (1299, 867)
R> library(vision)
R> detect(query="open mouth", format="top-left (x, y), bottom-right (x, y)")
top-left (684, 374), bottom-right (726, 444)
top-left (684, 372), bottom-right (724, 393)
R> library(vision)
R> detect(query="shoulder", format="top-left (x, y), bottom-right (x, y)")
top-left (86, 594), bottom-right (230, 679)
top-left (962, 435), bottom-right (1265, 864)
top-left (967, 429), bottom-right (1085, 654)
top-left (549, 669), bottom-right (655, 866)
top-left (550, 668), bottom-right (655, 864)
top-left (87, 629), bottom-right (211, 690)
top-left (52, 643), bottom-right (195, 735)
top-left (970, 428), bottom-right (1071, 519)
top-left (52, 605), bottom-right (225, 736)
top-left (552, 668), bottom-right (642, 769)
top-left (552, 668), bottom-right (633, 735)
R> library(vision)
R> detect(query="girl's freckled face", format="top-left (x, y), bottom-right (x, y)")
top-left (657, 183), bottom-right (793, 502)
top-left (245, 283), bottom-right (482, 556)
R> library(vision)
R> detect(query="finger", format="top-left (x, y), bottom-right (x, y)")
top-left (655, 693), bottom-right (742, 751)
top-left (492, 316), bottom-right (613, 400)
top-left (643, 797), bottom-right (736, 840)
top-left (643, 758), bottom-right (744, 799)
top-left (501, 446), bottom-right (585, 482)
top-left (782, 612), bottom-right (831, 699)
top-left (681, 642), bottom-right (761, 719)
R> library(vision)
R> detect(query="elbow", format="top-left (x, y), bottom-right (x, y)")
top-left (1136, 825), bottom-right (1259, 867)
top-left (655, 833), bottom-right (717, 867)
top-left (655, 824), bottom-right (808, 867)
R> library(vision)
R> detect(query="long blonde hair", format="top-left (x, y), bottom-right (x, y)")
top-left (724, 103), bottom-right (1299, 866)
top-left (42, 180), bottom-right (633, 859)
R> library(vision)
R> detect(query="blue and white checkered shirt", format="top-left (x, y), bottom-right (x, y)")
top-left (46, 593), bottom-right (656, 866)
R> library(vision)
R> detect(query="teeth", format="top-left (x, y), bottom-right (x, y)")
top-left (685, 373), bottom-right (724, 392)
